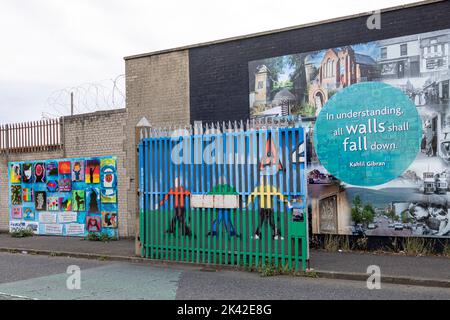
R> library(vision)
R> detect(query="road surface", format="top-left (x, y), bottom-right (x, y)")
top-left (0, 252), bottom-right (448, 300)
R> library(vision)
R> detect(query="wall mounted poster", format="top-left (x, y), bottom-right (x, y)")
top-left (86, 160), bottom-right (100, 184)
top-left (8, 156), bottom-right (118, 238)
top-left (249, 28), bottom-right (450, 238)
top-left (23, 163), bottom-right (33, 183)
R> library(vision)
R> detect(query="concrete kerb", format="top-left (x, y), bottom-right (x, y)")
top-left (1, 246), bottom-right (449, 289)
top-left (313, 270), bottom-right (450, 289)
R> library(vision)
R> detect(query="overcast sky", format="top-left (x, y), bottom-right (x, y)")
top-left (0, 0), bottom-right (421, 124)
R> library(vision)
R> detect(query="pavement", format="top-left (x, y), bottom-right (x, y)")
top-left (0, 252), bottom-right (449, 300)
top-left (0, 233), bottom-right (135, 257)
top-left (0, 233), bottom-right (449, 289)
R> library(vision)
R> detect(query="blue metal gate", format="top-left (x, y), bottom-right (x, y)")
top-left (138, 120), bottom-right (309, 271)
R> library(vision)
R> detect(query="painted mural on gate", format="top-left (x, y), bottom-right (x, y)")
top-left (139, 125), bottom-right (309, 270)
top-left (8, 156), bottom-right (118, 237)
top-left (249, 28), bottom-right (450, 238)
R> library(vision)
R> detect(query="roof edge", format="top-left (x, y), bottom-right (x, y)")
top-left (62, 108), bottom-right (126, 121)
top-left (124, 0), bottom-right (442, 61)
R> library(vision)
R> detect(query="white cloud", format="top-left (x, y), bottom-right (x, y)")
top-left (0, 0), bottom-right (420, 123)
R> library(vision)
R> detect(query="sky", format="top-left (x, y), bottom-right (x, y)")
top-left (0, 0), bottom-right (422, 124)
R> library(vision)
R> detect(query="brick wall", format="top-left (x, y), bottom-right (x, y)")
top-left (124, 49), bottom-right (190, 240)
top-left (0, 109), bottom-right (131, 237)
top-left (63, 109), bottom-right (129, 237)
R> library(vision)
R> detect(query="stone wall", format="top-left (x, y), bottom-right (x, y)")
top-left (124, 49), bottom-right (191, 241)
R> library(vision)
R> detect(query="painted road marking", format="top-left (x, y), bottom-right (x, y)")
top-left (0, 263), bottom-right (182, 300)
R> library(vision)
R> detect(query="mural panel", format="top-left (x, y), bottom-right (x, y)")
top-left (8, 156), bottom-right (118, 238)
top-left (249, 28), bottom-right (450, 238)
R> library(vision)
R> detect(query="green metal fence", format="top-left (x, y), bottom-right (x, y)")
top-left (138, 120), bottom-right (309, 271)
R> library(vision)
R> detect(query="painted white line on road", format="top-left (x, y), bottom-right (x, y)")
top-left (0, 291), bottom-right (37, 300)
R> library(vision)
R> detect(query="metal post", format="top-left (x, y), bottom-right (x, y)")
top-left (5, 124), bottom-right (9, 162)
top-left (61, 117), bottom-right (66, 158)
top-left (135, 117), bottom-right (152, 256)
top-left (70, 92), bottom-right (74, 116)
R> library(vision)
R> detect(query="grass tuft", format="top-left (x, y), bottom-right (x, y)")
top-left (403, 237), bottom-right (433, 256)
top-left (324, 235), bottom-right (350, 252)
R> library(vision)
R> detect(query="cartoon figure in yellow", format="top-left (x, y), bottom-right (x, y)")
top-left (247, 179), bottom-right (290, 240)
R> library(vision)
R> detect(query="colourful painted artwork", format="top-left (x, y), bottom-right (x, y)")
top-left (72, 160), bottom-right (85, 182)
top-left (34, 163), bottom-right (46, 183)
top-left (86, 187), bottom-right (100, 213)
top-left (11, 185), bottom-right (22, 205)
top-left (47, 196), bottom-right (60, 211)
top-left (12, 207), bottom-right (22, 219)
top-left (35, 191), bottom-right (47, 211)
top-left (101, 189), bottom-right (117, 204)
top-left (101, 167), bottom-right (116, 189)
top-left (23, 207), bottom-right (35, 221)
top-left (46, 180), bottom-right (59, 193)
top-left (10, 164), bottom-right (21, 183)
top-left (58, 178), bottom-right (72, 192)
top-left (102, 211), bottom-right (118, 229)
top-left (9, 156), bottom-right (118, 238)
top-left (58, 161), bottom-right (71, 175)
top-left (72, 190), bottom-right (85, 212)
top-left (86, 216), bottom-right (102, 233)
top-left (100, 158), bottom-right (116, 170)
top-left (46, 162), bottom-right (58, 177)
top-left (22, 188), bottom-right (33, 202)
top-left (59, 195), bottom-right (72, 211)
top-left (22, 163), bottom-right (33, 183)
top-left (86, 160), bottom-right (100, 184)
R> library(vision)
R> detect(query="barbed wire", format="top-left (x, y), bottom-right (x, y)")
top-left (41, 74), bottom-right (125, 119)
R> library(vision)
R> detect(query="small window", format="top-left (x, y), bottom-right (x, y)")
top-left (257, 81), bottom-right (264, 89)
top-left (400, 44), bottom-right (407, 56)
top-left (381, 47), bottom-right (387, 59)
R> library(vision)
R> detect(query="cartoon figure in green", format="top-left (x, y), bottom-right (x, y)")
top-left (208, 176), bottom-right (239, 237)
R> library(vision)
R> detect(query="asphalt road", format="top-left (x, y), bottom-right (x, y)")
top-left (0, 252), bottom-right (448, 300)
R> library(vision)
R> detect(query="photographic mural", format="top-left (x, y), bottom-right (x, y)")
top-left (249, 28), bottom-right (450, 238)
top-left (8, 156), bottom-right (118, 237)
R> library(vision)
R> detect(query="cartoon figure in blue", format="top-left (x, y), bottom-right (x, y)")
top-left (208, 176), bottom-right (239, 237)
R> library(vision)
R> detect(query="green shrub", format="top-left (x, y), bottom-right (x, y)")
top-left (291, 103), bottom-right (317, 117)
top-left (302, 270), bottom-right (319, 278)
top-left (11, 229), bottom-right (34, 238)
top-left (86, 233), bottom-right (117, 242)
top-left (259, 263), bottom-right (277, 277)
top-left (258, 261), bottom-right (291, 277)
